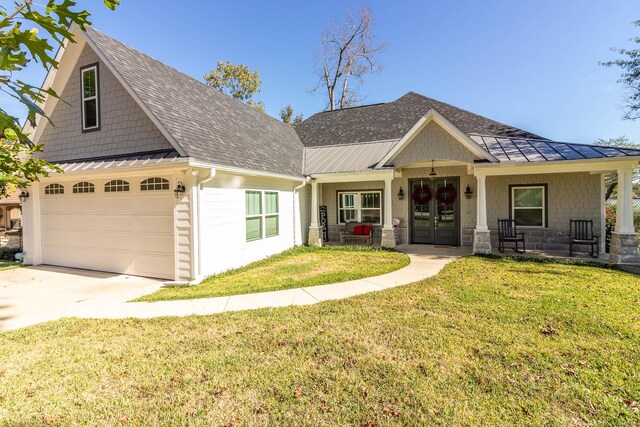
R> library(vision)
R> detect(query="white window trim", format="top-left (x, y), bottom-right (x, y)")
top-left (81, 65), bottom-right (99, 131)
top-left (44, 183), bottom-right (64, 195)
top-left (245, 190), bottom-right (280, 242)
top-left (337, 190), bottom-right (383, 225)
top-left (511, 185), bottom-right (546, 228)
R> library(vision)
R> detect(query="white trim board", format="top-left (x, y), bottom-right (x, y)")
top-left (376, 108), bottom-right (497, 168)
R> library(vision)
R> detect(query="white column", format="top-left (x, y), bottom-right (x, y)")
top-left (383, 178), bottom-right (393, 229)
top-left (310, 180), bottom-right (319, 228)
top-left (616, 167), bottom-right (635, 234)
top-left (475, 174), bottom-right (488, 231)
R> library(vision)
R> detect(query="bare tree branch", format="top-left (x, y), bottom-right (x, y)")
top-left (313, 5), bottom-right (385, 110)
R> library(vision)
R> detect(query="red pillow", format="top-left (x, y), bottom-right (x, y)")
top-left (353, 225), bottom-right (364, 235)
top-left (362, 225), bottom-right (372, 235)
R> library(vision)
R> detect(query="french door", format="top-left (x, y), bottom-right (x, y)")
top-left (410, 178), bottom-right (459, 246)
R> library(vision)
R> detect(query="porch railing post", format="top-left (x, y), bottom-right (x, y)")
top-left (610, 164), bottom-right (640, 264)
top-left (473, 174), bottom-right (491, 254)
top-left (381, 177), bottom-right (395, 248)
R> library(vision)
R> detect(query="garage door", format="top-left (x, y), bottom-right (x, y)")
top-left (40, 177), bottom-right (175, 279)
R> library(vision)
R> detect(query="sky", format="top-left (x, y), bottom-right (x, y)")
top-left (4, 0), bottom-right (640, 144)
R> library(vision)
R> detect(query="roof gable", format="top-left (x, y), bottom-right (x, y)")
top-left (83, 27), bottom-right (304, 178)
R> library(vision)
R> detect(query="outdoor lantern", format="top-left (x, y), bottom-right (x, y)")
top-left (429, 160), bottom-right (437, 180)
top-left (397, 187), bottom-right (405, 200)
top-left (174, 181), bottom-right (186, 199)
top-left (18, 190), bottom-right (29, 202)
top-left (464, 184), bottom-right (473, 199)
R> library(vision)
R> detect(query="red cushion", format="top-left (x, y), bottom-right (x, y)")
top-left (362, 225), bottom-right (372, 235)
top-left (353, 225), bottom-right (364, 235)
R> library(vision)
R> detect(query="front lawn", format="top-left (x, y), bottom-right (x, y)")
top-left (1, 257), bottom-right (639, 425)
top-left (0, 260), bottom-right (20, 271)
top-left (136, 246), bottom-right (410, 301)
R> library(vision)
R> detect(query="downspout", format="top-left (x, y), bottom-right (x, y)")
top-left (195, 168), bottom-right (216, 279)
top-left (293, 178), bottom-right (310, 246)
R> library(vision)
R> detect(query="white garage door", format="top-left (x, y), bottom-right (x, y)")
top-left (40, 177), bottom-right (175, 279)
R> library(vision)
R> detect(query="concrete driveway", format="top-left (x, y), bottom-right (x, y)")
top-left (0, 265), bottom-right (163, 332)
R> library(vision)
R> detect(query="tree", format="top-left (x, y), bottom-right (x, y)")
top-left (0, 0), bottom-right (119, 198)
top-left (313, 5), bottom-right (385, 110)
top-left (600, 20), bottom-right (640, 120)
top-left (203, 60), bottom-right (265, 112)
top-left (595, 136), bottom-right (640, 199)
top-left (279, 104), bottom-right (303, 125)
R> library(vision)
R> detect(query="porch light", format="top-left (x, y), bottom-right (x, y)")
top-left (464, 184), bottom-right (473, 199)
top-left (18, 190), bottom-right (29, 202)
top-left (174, 181), bottom-right (186, 199)
top-left (397, 187), bottom-right (405, 200)
top-left (429, 160), bottom-right (437, 180)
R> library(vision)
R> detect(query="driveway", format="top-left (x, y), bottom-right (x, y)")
top-left (0, 265), bottom-right (163, 332)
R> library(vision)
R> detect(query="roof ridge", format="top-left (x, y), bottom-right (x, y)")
top-left (304, 139), bottom-right (400, 149)
top-left (85, 26), bottom-right (299, 132)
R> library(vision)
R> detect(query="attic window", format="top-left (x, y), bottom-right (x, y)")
top-left (81, 64), bottom-right (100, 131)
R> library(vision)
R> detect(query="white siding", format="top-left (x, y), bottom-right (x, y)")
top-left (198, 172), bottom-right (297, 277)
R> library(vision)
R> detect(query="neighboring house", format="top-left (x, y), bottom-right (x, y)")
top-left (0, 190), bottom-right (21, 231)
top-left (20, 26), bottom-right (640, 282)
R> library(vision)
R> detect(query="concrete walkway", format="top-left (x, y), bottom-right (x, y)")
top-left (66, 248), bottom-right (463, 322)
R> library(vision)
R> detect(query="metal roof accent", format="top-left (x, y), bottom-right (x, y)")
top-left (470, 135), bottom-right (640, 163)
top-left (304, 140), bottom-right (399, 174)
top-left (53, 151), bottom-right (188, 173)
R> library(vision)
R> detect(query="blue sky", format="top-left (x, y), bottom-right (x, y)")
top-left (6, 0), bottom-right (640, 144)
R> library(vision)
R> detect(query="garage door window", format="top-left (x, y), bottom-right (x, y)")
top-left (73, 182), bottom-right (95, 194)
top-left (45, 184), bottom-right (64, 195)
top-left (105, 179), bottom-right (130, 192)
top-left (141, 177), bottom-right (169, 191)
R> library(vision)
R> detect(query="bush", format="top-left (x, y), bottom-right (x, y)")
top-left (0, 247), bottom-right (20, 261)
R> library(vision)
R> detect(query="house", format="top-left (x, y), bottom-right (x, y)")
top-left (20, 26), bottom-right (640, 282)
top-left (0, 190), bottom-right (22, 249)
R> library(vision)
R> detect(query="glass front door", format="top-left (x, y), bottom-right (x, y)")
top-left (410, 178), bottom-right (459, 246)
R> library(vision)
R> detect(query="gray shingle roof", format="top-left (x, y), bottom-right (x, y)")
top-left (304, 140), bottom-right (399, 174)
top-left (470, 135), bottom-right (640, 162)
top-left (295, 92), bottom-right (546, 147)
top-left (85, 27), bottom-right (304, 178)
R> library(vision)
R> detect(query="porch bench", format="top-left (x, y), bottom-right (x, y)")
top-left (340, 222), bottom-right (373, 246)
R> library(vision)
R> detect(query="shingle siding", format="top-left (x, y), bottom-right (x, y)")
top-left (36, 44), bottom-right (174, 162)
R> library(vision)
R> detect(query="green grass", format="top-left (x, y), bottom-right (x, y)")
top-left (0, 260), bottom-right (19, 271)
top-left (136, 246), bottom-right (410, 301)
top-left (1, 257), bottom-right (640, 425)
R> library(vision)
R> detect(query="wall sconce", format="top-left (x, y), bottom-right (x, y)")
top-left (18, 190), bottom-right (29, 202)
top-left (397, 187), bottom-right (405, 200)
top-left (174, 181), bottom-right (186, 199)
top-left (429, 160), bottom-right (437, 181)
top-left (464, 184), bottom-right (473, 199)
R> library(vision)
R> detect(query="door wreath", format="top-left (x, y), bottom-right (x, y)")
top-left (412, 186), bottom-right (432, 204)
top-left (435, 186), bottom-right (457, 205)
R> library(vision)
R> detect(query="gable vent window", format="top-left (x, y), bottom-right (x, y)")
top-left (44, 183), bottom-right (64, 195)
top-left (73, 181), bottom-right (95, 194)
top-left (141, 177), bottom-right (170, 191)
top-left (81, 64), bottom-right (100, 131)
top-left (105, 179), bottom-right (130, 192)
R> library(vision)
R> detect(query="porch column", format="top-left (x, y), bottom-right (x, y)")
top-left (381, 177), bottom-right (396, 249)
top-left (473, 174), bottom-right (491, 254)
top-left (308, 180), bottom-right (323, 246)
top-left (609, 165), bottom-right (640, 264)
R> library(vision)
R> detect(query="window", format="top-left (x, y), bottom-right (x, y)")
top-left (511, 185), bottom-right (546, 227)
top-left (105, 179), bottom-right (130, 192)
top-left (141, 177), bottom-right (169, 191)
top-left (44, 183), bottom-right (64, 195)
top-left (72, 181), bottom-right (95, 194)
top-left (245, 190), bottom-right (279, 241)
top-left (81, 64), bottom-right (99, 131)
top-left (338, 191), bottom-right (382, 224)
